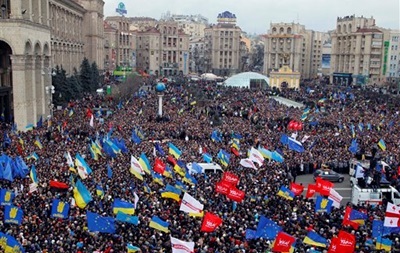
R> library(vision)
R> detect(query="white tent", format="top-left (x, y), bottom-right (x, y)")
top-left (200, 73), bottom-right (219, 81)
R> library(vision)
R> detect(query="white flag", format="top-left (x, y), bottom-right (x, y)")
top-left (29, 183), bottom-right (38, 193)
top-left (65, 152), bottom-right (74, 167)
top-left (384, 203), bottom-right (400, 227)
top-left (130, 155), bottom-right (144, 174)
top-left (170, 236), bottom-right (195, 253)
top-left (328, 188), bottom-right (342, 208)
top-left (89, 115), bottom-right (94, 127)
top-left (239, 158), bottom-right (257, 170)
top-left (179, 192), bottom-right (203, 214)
top-left (249, 147), bottom-right (264, 166)
top-left (134, 191), bottom-right (139, 209)
top-left (301, 135), bottom-right (310, 143)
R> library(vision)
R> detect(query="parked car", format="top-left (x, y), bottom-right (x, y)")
top-left (314, 169), bottom-right (345, 183)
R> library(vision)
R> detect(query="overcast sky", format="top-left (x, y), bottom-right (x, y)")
top-left (104, 0), bottom-right (399, 34)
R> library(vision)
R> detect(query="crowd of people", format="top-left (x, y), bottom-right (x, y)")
top-left (0, 78), bottom-right (399, 253)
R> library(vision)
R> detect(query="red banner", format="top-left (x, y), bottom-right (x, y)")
top-left (227, 187), bottom-right (245, 202)
top-left (49, 180), bottom-right (69, 190)
top-left (201, 212), bottom-right (222, 232)
top-left (306, 184), bottom-right (317, 199)
top-left (272, 232), bottom-right (296, 252)
top-left (222, 172), bottom-right (239, 186)
top-left (215, 181), bottom-right (231, 195)
top-left (328, 237), bottom-right (340, 253)
top-left (153, 158), bottom-right (166, 175)
top-left (290, 182), bottom-right (304, 196)
top-left (230, 147), bottom-right (239, 157)
top-left (316, 177), bottom-right (334, 196)
top-left (342, 206), bottom-right (359, 230)
top-left (167, 155), bottom-right (177, 166)
top-left (337, 230), bottom-right (355, 253)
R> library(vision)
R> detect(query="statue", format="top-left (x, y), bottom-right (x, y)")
top-left (282, 53), bottom-right (290, 65)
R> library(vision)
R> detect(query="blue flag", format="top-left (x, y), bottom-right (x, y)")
top-left (116, 212), bottom-right (139, 225)
top-left (131, 129), bottom-right (141, 144)
top-left (87, 211), bottom-right (116, 234)
top-left (107, 165), bottom-right (113, 179)
top-left (4, 205), bottom-right (23, 225)
top-left (0, 189), bottom-right (15, 206)
top-left (315, 196), bottom-right (333, 214)
top-left (245, 229), bottom-right (257, 240)
top-left (51, 199), bottom-right (70, 219)
top-left (372, 220), bottom-right (398, 238)
top-left (280, 134), bottom-right (289, 145)
top-left (155, 142), bottom-right (165, 156)
top-left (256, 216), bottom-right (282, 239)
top-left (349, 139), bottom-right (358, 154)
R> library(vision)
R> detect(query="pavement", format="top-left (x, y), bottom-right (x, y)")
top-left (270, 96), bottom-right (305, 108)
top-left (296, 173), bottom-right (352, 206)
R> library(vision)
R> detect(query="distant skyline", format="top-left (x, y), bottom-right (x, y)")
top-left (104, 0), bottom-right (399, 34)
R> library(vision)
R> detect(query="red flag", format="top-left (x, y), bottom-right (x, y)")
top-left (230, 147), bottom-right (239, 157)
top-left (153, 158), bottom-right (166, 175)
top-left (272, 232), bottom-right (296, 252)
top-left (215, 181), bottom-right (231, 195)
top-left (227, 187), bottom-right (245, 202)
top-left (222, 172), bottom-right (239, 186)
top-left (316, 177), bottom-right (334, 196)
top-left (167, 155), bottom-right (177, 166)
top-left (16, 143), bottom-right (23, 156)
top-left (201, 212), bottom-right (222, 232)
top-left (49, 180), bottom-right (69, 190)
top-left (306, 184), bottom-right (317, 199)
top-left (328, 237), bottom-right (340, 253)
top-left (336, 230), bottom-right (355, 253)
top-left (86, 108), bottom-right (93, 118)
top-left (290, 182), bottom-right (304, 196)
top-left (342, 206), bottom-right (359, 230)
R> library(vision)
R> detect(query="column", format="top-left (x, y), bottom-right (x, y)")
top-left (9, 0), bottom-right (22, 19)
top-left (158, 95), bottom-right (163, 116)
top-left (10, 55), bottom-right (32, 129)
top-left (43, 57), bottom-right (51, 117)
top-left (35, 56), bottom-right (44, 119)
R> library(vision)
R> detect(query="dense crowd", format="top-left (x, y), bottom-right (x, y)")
top-left (0, 78), bottom-right (399, 253)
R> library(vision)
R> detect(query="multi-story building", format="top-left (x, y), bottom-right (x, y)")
top-left (129, 17), bottom-right (157, 31)
top-left (105, 16), bottom-right (133, 68)
top-left (263, 22), bottom-right (328, 79)
top-left (162, 13), bottom-right (208, 38)
top-left (386, 31), bottom-right (400, 86)
top-left (135, 20), bottom-right (190, 76)
top-left (0, 0), bottom-right (104, 130)
top-left (189, 37), bottom-right (206, 73)
top-left (320, 42), bottom-right (332, 77)
top-left (104, 21), bottom-right (118, 71)
top-left (204, 11), bottom-right (242, 76)
top-left (330, 15), bottom-right (390, 85)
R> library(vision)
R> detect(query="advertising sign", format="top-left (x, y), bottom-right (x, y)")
top-left (321, 54), bottom-right (331, 69)
top-left (116, 2), bottom-right (127, 16)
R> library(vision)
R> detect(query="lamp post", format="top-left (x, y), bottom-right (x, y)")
top-left (44, 68), bottom-right (56, 117)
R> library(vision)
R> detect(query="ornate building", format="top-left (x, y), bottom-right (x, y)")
top-left (0, 0), bottom-right (104, 130)
top-left (105, 16), bottom-right (133, 68)
top-left (204, 11), bottom-right (242, 76)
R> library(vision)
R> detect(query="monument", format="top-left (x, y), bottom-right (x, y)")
top-left (155, 82), bottom-right (166, 117)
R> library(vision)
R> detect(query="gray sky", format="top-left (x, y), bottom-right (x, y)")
top-left (104, 0), bottom-right (399, 34)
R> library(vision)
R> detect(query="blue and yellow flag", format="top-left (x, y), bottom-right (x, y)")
top-left (25, 124), bottom-right (34, 131)
top-left (151, 171), bottom-right (164, 186)
top-left (175, 180), bottom-right (187, 192)
top-left (349, 209), bottom-right (368, 225)
top-left (217, 149), bottom-right (230, 167)
top-left (96, 185), bottom-right (105, 199)
top-left (203, 153), bottom-right (212, 163)
top-left (163, 165), bottom-right (174, 178)
top-left (143, 183), bottom-right (152, 194)
top-left (116, 212), bottom-right (139, 225)
top-left (27, 152), bottom-right (39, 161)
top-left (68, 109), bottom-right (74, 117)
top-left (149, 216), bottom-right (170, 233)
top-left (4, 234), bottom-right (25, 253)
top-left (113, 199), bottom-right (135, 215)
top-left (73, 180), bottom-right (93, 209)
top-left (277, 186), bottom-right (295, 201)
top-left (168, 142), bottom-right (182, 159)
top-left (315, 196), bottom-right (333, 214)
top-left (30, 165), bottom-right (38, 184)
top-left (127, 244), bottom-right (141, 252)
top-left (138, 153), bottom-right (151, 174)
top-left (161, 184), bottom-right (182, 202)
top-left (88, 144), bottom-right (98, 161)
top-left (51, 199), bottom-right (70, 219)
top-left (378, 139), bottom-right (387, 151)
top-left (4, 206), bottom-right (23, 225)
top-left (34, 137), bottom-right (43, 149)
top-left (183, 172), bottom-right (198, 185)
top-left (0, 189), bottom-right (15, 206)
top-left (173, 163), bottom-right (186, 177)
top-left (303, 231), bottom-right (328, 248)
top-left (376, 237), bottom-right (392, 252)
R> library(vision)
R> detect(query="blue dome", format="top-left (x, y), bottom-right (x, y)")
top-left (155, 83), bottom-right (166, 92)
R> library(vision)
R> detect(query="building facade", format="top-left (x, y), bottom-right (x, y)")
top-left (189, 37), bottom-right (206, 73)
top-left (129, 17), bottom-right (157, 31)
top-left (135, 21), bottom-right (190, 76)
top-left (386, 31), bottom-right (400, 86)
top-left (0, 0), bottom-right (104, 130)
top-left (161, 13), bottom-right (208, 38)
top-left (204, 11), bottom-right (242, 76)
top-left (105, 16), bottom-right (133, 68)
top-left (103, 21), bottom-right (118, 71)
top-left (330, 15), bottom-right (390, 85)
top-left (263, 22), bottom-right (328, 79)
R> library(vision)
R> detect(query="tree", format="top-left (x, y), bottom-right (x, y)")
top-left (79, 57), bottom-right (92, 93)
top-left (52, 65), bottom-right (68, 105)
top-left (91, 61), bottom-right (100, 92)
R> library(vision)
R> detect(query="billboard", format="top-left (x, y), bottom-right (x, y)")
top-left (321, 54), bottom-right (331, 69)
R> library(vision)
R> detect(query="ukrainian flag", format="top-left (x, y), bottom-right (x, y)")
top-left (91, 141), bottom-right (102, 156)
top-left (113, 199), bottom-right (135, 215)
top-left (175, 180), bottom-right (187, 192)
top-left (69, 109), bottom-right (74, 117)
top-left (138, 153), bottom-right (151, 174)
top-left (168, 142), bottom-right (182, 159)
top-left (349, 209), bottom-right (368, 225)
top-left (143, 183), bottom-right (152, 194)
top-left (376, 237), bottom-right (392, 252)
top-left (4, 234), bottom-right (25, 253)
top-left (25, 123), bottom-right (34, 131)
top-left (73, 179), bottom-right (93, 209)
top-left (231, 139), bottom-right (240, 150)
top-left (88, 144), bottom-right (98, 161)
top-left (258, 147), bottom-right (272, 160)
top-left (183, 172), bottom-right (198, 185)
top-left (149, 216), bottom-right (170, 233)
top-left (277, 186), bottom-right (295, 201)
top-left (30, 165), bottom-right (38, 184)
top-left (378, 139), bottom-right (386, 151)
top-left (303, 231), bottom-right (328, 248)
top-left (203, 153), bottom-right (212, 163)
top-left (151, 171), bottom-right (164, 186)
top-left (161, 184), bottom-right (181, 202)
top-left (301, 113), bottom-right (308, 121)
top-left (34, 137), bottom-right (43, 149)
top-left (173, 163), bottom-right (186, 177)
top-left (189, 211), bottom-right (204, 218)
top-left (96, 185), bottom-right (105, 199)
top-left (163, 166), bottom-right (174, 178)
top-left (127, 243), bottom-right (141, 252)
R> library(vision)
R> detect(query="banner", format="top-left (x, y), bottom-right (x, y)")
top-left (227, 187), bottom-right (245, 202)
top-left (222, 172), bottom-right (239, 186)
top-left (179, 192), bottom-right (204, 214)
top-left (201, 212), bottom-right (222, 232)
top-left (170, 236), bottom-right (194, 253)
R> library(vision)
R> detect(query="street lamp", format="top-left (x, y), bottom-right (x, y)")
top-left (43, 68), bottom-right (56, 117)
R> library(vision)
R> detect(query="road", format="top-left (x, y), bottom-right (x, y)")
top-left (296, 173), bottom-right (352, 206)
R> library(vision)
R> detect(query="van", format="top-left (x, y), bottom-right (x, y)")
top-left (351, 185), bottom-right (400, 206)
top-left (349, 159), bottom-right (391, 178)
top-left (186, 162), bottom-right (224, 175)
